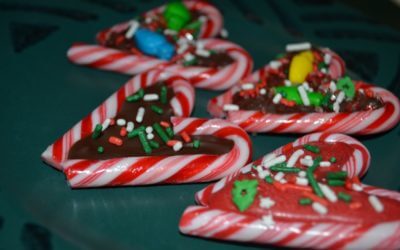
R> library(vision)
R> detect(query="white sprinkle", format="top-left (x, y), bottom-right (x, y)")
top-left (258, 170), bottom-right (270, 179)
top-left (284, 79), bottom-right (292, 86)
top-left (199, 15), bottom-right (207, 23)
top-left (305, 155), bottom-right (313, 160)
top-left (263, 155), bottom-right (287, 168)
top-left (272, 93), bottom-right (282, 104)
top-left (145, 126), bottom-right (153, 134)
top-left (173, 141), bottom-right (183, 151)
top-left (312, 202), bottom-right (328, 215)
top-left (280, 179), bottom-right (287, 184)
top-left (223, 104), bottom-right (239, 111)
top-left (183, 53), bottom-right (195, 62)
top-left (287, 149), bottom-right (304, 167)
top-left (274, 171), bottom-right (285, 181)
top-left (319, 183), bottom-right (338, 202)
top-left (330, 94), bottom-right (337, 101)
top-left (126, 122), bottom-right (134, 132)
top-left (145, 17), bottom-right (152, 24)
top-left (286, 42), bottom-right (311, 52)
top-left (146, 133), bottom-right (154, 140)
top-left (196, 41), bottom-right (205, 49)
top-left (259, 197), bottom-right (275, 209)
top-left (116, 118), bottom-right (126, 126)
top-left (269, 60), bottom-right (282, 69)
top-left (298, 85), bottom-right (310, 106)
top-left (241, 83), bottom-right (255, 90)
top-left (196, 49), bottom-right (210, 57)
top-left (262, 153), bottom-right (276, 164)
top-left (329, 81), bottom-right (337, 92)
top-left (143, 94), bottom-right (159, 101)
top-left (261, 215), bottom-right (275, 228)
top-left (241, 165), bottom-right (252, 174)
top-left (368, 195), bottom-right (384, 213)
top-left (352, 183), bottom-right (363, 192)
top-left (177, 37), bottom-right (189, 46)
top-left (136, 107), bottom-right (145, 123)
top-left (336, 91), bottom-right (345, 103)
top-left (302, 82), bottom-right (311, 91)
top-left (185, 32), bottom-right (194, 41)
top-left (102, 118), bottom-right (111, 131)
top-left (333, 102), bottom-right (340, 113)
top-left (296, 177), bottom-right (309, 186)
top-left (300, 158), bottom-right (313, 167)
top-left (259, 88), bottom-right (267, 95)
top-left (220, 28), bottom-right (229, 38)
top-left (324, 53), bottom-right (332, 65)
top-left (125, 20), bottom-right (139, 39)
top-left (298, 170), bottom-right (306, 178)
top-left (164, 29), bottom-right (177, 35)
top-left (320, 68), bottom-right (327, 74)
top-left (177, 43), bottom-right (189, 54)
top-left (319, 161), bottom-right (331, 167)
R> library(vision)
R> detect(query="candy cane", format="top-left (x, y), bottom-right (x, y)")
top-left (41, 69), bottom-right (194, 170)
top-left (67, 39), bottom-right (253, 90)
top-left (180, 133), bottom-right (400, 249)
top-left (208, 81), bottom-right (400, 134)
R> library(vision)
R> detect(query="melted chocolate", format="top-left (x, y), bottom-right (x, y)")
top-left (68, 83), bottom-right (234, 160)
top-left (194, 52), bottom-right (234, 68)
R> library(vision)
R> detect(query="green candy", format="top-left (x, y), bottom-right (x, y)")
top-left (164, 2), bottom-right (191, 31)
top-left (231, 180), bottom-right (258, 212)
top-left (337, 76), bottom-right (355, 99)
top-left (274, 86), bottom-right (324, 106)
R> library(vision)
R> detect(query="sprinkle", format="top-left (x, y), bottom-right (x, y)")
top-left (117, 119), bottom-right (126, 126)
top-left (108, 136), bottom-right (123, 146)
top-left (180, 131), bottom-right (191, 142)
top-left (151, 105), bottom-right (163, 115)
top-left (306, 170), bottom-right (324, 197)
top-left (319, 161), bottom-right (331, 167)
top-left (308, 155), bottom-right (322, 172)
top-left (284, 79), bottom-right (292, 86)
top-left (102, 118), bottom-right (111, 131)
top-left (149, 140), bottom-right (159, 149)
top-left (259, 88), bottom-right (267, 95)
top-left (280, 179), bottom-right (287, 184)
top-left (257, 169), bottom-right (270, 179)
top-left (287, 149), bottom-right (304, 167)
top-left (160, 86), bottom-right (168, 104)
top-left (120, 127), bottom-right (127, 137)
top-left (299, 198), bottom-right (312, 205)
top-left (126, 89), bottom-right (144, 102)
top-left (265, 175), bottom-right (274, 184)
top-left (300, 158), bottom-right (314, 167)
top-left (138, 131), bottom-right (152, 154)
top-left (324, 53), bottom-right (332, 64)
top-left (223, 104), bottom-right (240, 111)
top-left (352, 183), bottom-right (363, 192)
top-left (312, 202), bottom-right (328, 215)
top-left (160, 121), bottom-right (170, 128)
top-left (320, 68), bottom-right (327, 74)
top-left (97, 146), bottom-right (104, 154)
top-left (302, 82), bottom-right (311, 91)
top-left (368, 195), bottom-right (384, 213)
top-left (298, 85), bottom-right (310, 106)
top-left (92, 124), bottom-right (103, 139)
top-left (330, 157), bottom-right (337, 163)
top-left (165, 127), bottom-right (174, 138)
top-left (280, 98), bottom-right (296, 107)
top-left (274, 172), bottom-right (285, 181)
top-left (153, 123), bottom-right (169, 143)
top-left (145, 126), bottom-right (153, 134)
top-left (259, 197), bottom-right (275, 209)
top-left (261, 215), bottom-right (275, 228)
top-left (263, 155), bottom-right (287, 168)
top-left (327, 171), bottom-right (347, 180)
top-left (262, 153), bottom-right (276, 165)
top-left (143, 94), bottom-right (159, 101)
top-left (136, 107), bottom-right (145, 123)
top-left (196, 49), bottom-right (210, 57)
top-left (333, 91), bottom-right (345, 113)
top-left (272, 93), bottom-right (282, 104)
top-left (270, 165), bottom-right (301, 173)
top-left (145, 16), bottom-right (152, 24)
top-left (319, 183), bottom-right (338, 202)
top-left (285, 42), bottom-right (311, 52)
top-left (146, 133), bottom-right (154, 140)
top-left (183, 53), bottom-right (195, 61)
top-left (125, 20), bottom-right (139, 39)
top-left (177, 43), bottom-right (189, 54)
top-left (305, 155), bottom-right (312, 160)
top-left (193, 139), bottom-right (200, 149)
top-left (241, 83), bottom-right (254, 90)
top-left (173, 141), bottom-right (183, 151)
top-left (338, 192), bottom-right (352, 203)
top-left (269, 60), bottom-right (282, 69)
top-left (328, 179), bottom-right (345, 186)
top-left (220, 28), bottom-right (228, 38)
top-left (298, 171), bottom-right (306, 178)
top-left (349, 201), bottom-right (362, 209)
top-left (296, 177), bottom-right (309, 186)
top-left (241, 165), bottom-right (252, 174)
top-left (303, 144), bottom-right (320, 153)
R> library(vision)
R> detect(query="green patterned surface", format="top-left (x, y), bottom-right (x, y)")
top-left (1, 0), bottom-right (399, 249)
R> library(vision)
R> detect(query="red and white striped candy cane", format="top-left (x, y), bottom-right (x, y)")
top-left (67, 39), bottom-right (253, 90)
top-left (41, 69), bottom-right (195, 170)
top-left (180, 133), bottom-right (400, 249)
top-left (208, 81), bottom-right (400, 134)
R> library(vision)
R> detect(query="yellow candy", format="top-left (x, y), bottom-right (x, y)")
top-left (289, 51), bottom-right (314, 84)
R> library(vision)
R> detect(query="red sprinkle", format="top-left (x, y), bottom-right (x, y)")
top-left (160, 121), bottom-right (170, 128)
top-left (167, 140), bottom-right (179, 147)
top-left (365, 89), bottom-right (374, 98)
top-left (280, 98), bottom-right (296, 107)
top-left (109, 136), bottom-right (123, 146)
top-left (180, 131), bottom-right (191, 143)
top-left (283, 183), bottom-right (312, 192)
top-left (120, 127), bottom-right (127, 137)
top-left (349, 201), bottom-right (362, 209)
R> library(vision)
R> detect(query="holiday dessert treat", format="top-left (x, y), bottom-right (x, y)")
top-left (180, 133), bottom-right (400, 249)
top-left (208, 42), bottom-right (400, 134)
top-left (67, 1), bottom-right (252, 90)
top-left (42, 69), bottom-right (252, 188)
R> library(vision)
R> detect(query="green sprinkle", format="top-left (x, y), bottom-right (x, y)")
top-left (299, 198), bottom-right (312, 205)
top-left (306, 162), bottom-right (324, 198)
top-left (270, 166), bottom-right (301, 173)
top-left (330, 157), bottom-right (337, 163)
top-left (160, 86), bottom-right (168, 104)
top-left (327, 179), bottom-right (345, 186)
top-left (265, 175), bottom-right (274, 184)
top-left (149, 140), bottom-right (160, 149)
top-left (318, 61), bottom-right (327, 70)
top-left (231, 180), bottom-right (258, 212)
top-left (138, 131), bottom-right (152, 154)
top-left (184, 20), bottom-right (202, 31)
top-left (327, 171), bottom-right (347, 180)
top-left (92, 124), bottom-right (103, 139)
top-left (303, 144), bottom-right (320, 154)
top-left (338, 192), bottom-right (352, 203)
top-left (165, 126), bottom-right (174, 138)
top-left (193, 139), bottom-right (200, 149)
top-left (183, 58), bottom-right (197, 66)
top-left (97, 146), bottom-right (104, 154)
top-left (127, 126), bottom-right (145, 138)
top-left (308, 155), bottom-right (322, 172)
top-left (153, 123), bottom-right (169, 143)
top-left (151, 105), bottom-right (163, 115)
top-left (275, 53), bottom-right (285, 59)
top-left (126, 89), bottom-right (144, 102)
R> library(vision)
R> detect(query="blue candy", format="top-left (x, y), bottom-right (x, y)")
top-left (134, 28), bottom-right (175, 60)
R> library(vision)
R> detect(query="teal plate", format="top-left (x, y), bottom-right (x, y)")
top-left (1, 0), bottom-right (399, 249)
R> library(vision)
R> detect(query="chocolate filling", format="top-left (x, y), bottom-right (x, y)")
top-left (68, 82), bottom-right (234, 160)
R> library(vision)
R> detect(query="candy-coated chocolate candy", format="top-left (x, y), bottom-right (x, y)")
top-left (164, 2), bottom-right (191, 31)
top-left (337, 76), bottom-right (355, 99)
top-left (289, 51), bottom-right (314, 84)
top-left (134, 28), bottom-right (175, 60)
